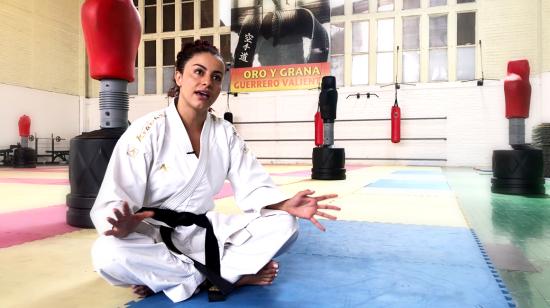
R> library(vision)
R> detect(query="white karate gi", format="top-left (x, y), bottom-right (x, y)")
top-left (90, 103), bottom-right (298, 303)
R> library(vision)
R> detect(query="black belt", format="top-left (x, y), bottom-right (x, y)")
top-left (138, 207), bottom-right (234, 301)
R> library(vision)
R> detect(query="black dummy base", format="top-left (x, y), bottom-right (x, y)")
top-left (491, 149), bottom-right (546, 196)
top-left (66, 128), bottom-right (125, 228)
top-left (13, 147), bottom-right (36, 168)
top-left (311, 147), bottom-right (346, 180)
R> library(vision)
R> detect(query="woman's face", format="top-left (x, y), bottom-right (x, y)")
top-left (175, 52), bottom-right (225, 114)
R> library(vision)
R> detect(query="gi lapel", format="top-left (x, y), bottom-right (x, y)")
top-left (162, 113), bottom-right (212, 211)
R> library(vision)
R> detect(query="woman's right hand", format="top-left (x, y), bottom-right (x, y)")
top-left (104, 202), bottom-right (154, 238)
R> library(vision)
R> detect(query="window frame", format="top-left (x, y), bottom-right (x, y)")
top-left (330, 0), bottom-right (477, 87)
top-left (94, 0), bottom-right (479, 96)
top-left (130, 0), bottom-right (230, 95)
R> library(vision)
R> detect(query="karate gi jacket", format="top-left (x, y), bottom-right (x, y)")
top-left (91, 102), bottom-right (288, 266)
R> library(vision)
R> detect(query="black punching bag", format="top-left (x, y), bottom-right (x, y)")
top-left (312, 76), bottom-right (346, 180)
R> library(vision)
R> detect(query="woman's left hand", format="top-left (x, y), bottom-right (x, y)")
top-left (282, 189), bottom-right (340, 232)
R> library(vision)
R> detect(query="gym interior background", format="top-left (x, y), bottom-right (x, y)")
top-left (1, 0), bottom-right (549, 167)
top-left (1, 0), bottom-right (550, 307)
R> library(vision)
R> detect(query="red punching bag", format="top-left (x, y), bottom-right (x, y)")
top-left (504, 59), bottom-right (531, 119)
top-left (314, 110), bottom-right (323, 146)
top-left (81, 0), bottom-right (141, 82)
top-left (18, 115), bottom-right (31, 137)
top-left (391, 102), bottom-right (401, 143)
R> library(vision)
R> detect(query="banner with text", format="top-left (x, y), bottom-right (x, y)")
top-left (231, 62), bottom-right (330, 92)
top-left (229, 1), bottom-right (331, 92)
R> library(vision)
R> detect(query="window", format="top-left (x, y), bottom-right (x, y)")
top-left (430, 0), bottom-right (446, 7)
top-left (321, 0), bottom-right (478, 86)
top-left (353, 0), bottom-right (368, 14)
top-left (181, 36), bottom-right (194, 48)
top-left (182, 0), bottom-right (194, 30)
top-left (403, 0), bottom-right (420, 10)
top-left (145, 0), bottom-right (156, 34)
top-left (352, 21), bottom-right (369, 85)
top-left (129, 54), bottom-right (138, 95)
top-left (457, 12), bottom-right (476, 80)
top-left (331, 23), bottom-right (345, 86)
top-left (457, 12), bottom-right (476, 45)
top-left (331, 0), bottom-right (344, 16)
top-left (429, 15), bottom-right (448, 81)
top-left (91, 0), bottom-right (230, 97)
top-left (377, 19), bottom-right (394, 84)
top-left (220, 34), bottom-right (232, 64)
top-left (200, 0), bottom-right (213, 28)
top-left (144, 40), bottom-right (157, 94)
top-left (163, 0), bottom-right (175, 32)
top-left (402, 16), bottom-right (420, 83)
top-left (220, 1), bottom-right (231, 27)
top-left (129, 0), bottom-right (139, 95)
top-left (200, 35), bottom-right (213, 46)
top-left (163, 39), bottom-right (175, 93)
top-left (378, 0), bottom-right (394, 12)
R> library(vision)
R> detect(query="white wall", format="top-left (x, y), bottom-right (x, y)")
top-left (0, 84), bottom-right (80, 148)
top-left (541, 72), bottom-right (550, 123)
top-left (82, 74), bottom-right (546, 168)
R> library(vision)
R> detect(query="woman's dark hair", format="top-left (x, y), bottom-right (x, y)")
top-left (167, 40), bottom-right (222, 99)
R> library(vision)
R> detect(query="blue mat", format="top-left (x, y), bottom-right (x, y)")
top-left (128, 220), bottom-right (514, 308)
top-left (366, 179), bottom-right (450, 190)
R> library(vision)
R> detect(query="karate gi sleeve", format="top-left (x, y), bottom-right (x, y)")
top-left (90, 130), bottom-right (152, 234)
top-left (226, 127), bottom-right (288, 213)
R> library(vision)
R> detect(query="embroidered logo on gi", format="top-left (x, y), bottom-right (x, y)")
top-left (231, 126), bottom-right (239, 137)
top-left (137, 112), bottom-right (165, 142)
top-left (127, 147), bottom-right (139, 158)
top-left (160, 163), bottom-right (168, 172)
top-left (231, 126), bottom-right (250, 154)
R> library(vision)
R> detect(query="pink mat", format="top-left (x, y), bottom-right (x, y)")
top-left (0, 204), bottom-right (78, 248)
top-left (0, 178), bottom-right (69, 185)
top-left (214, 182), bottom-right (234, 199)
top-left (0, 167), bottom-right (68, 173)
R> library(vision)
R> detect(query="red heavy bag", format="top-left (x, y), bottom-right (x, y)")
top-left (315, 111), bottom-right (323, 146)
top-left (18, 115), bottom-right (31, 137)
top-left (504, 59), bottom-right (531, 119)
top-left (391, 103), bottom-right (401, 143)
top-left (81, 0), bottom-right (141, 82)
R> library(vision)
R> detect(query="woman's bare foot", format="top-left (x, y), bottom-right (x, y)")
top-left (236, 260), bottom-right (279, 286)
top-left (132, 285), bottom-right (154, 298)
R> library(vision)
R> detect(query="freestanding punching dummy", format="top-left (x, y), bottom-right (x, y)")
top-left (66, 0), bottom-right (141, 228)
top-left (491, 59), bottom-right (545, 195)
top-left (13, 115), bottom-right (37, 168)
top-left (312, 76), bottom-right (346, 180)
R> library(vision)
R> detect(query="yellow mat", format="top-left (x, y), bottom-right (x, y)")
top-left (0, 184), bottom-right (70, 213)
top-left (0, 230), bottom-right (135, 308)
top-left (334, 194), bottom-right (468, 227)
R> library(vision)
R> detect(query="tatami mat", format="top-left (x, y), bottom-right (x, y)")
top-left (129, 220), bottom-right (512, 308)
top-left (0, 164), bottom-right (518, 307)
top-left (0, 184), bottom-right (70, 213)
top-left (0, 229), bottom-right (135, 308)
